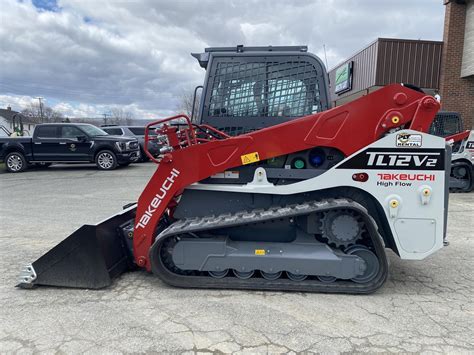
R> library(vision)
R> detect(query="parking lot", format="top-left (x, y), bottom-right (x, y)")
top-left (0, 163), bottom-right (473, 353)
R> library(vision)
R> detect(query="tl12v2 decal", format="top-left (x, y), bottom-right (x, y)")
top-left (337, 148), bottom-right (445, 171)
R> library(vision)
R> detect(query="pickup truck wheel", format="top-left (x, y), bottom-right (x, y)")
top-left (95, 150), bottom-right (118, 170)
top-left (140, 148), bottom-right (150, 162)
top-left (5, 152), bottom-right (27, 173)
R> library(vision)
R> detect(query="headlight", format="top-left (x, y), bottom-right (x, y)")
top-left (115, 142), bottom-right (126, 151)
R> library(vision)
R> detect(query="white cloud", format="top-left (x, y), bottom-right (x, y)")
top-left (0, 0), bottom-right (444, 117)
top-left (0, 94), bottom-right (37, 111)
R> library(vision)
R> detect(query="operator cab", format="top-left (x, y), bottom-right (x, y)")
top-left (192, 45), bottom-right (330, 136)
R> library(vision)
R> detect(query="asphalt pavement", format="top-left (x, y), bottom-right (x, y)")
top-left (0, 163), bottom-right (473, 353)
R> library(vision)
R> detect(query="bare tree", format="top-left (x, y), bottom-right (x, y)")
top-left (176, 89), bottom-right (201, 123)
top-left (21, 103), bottom-right (64, 123)
top-left (109, 108), bottom-right (134, 125)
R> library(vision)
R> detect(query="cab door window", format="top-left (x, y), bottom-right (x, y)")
top-left (103, 128), bottom-right (123, 135)
top-left (35, 126), bottom-right (59, 138)
top-left (60, 126), bottom-right (85, 139)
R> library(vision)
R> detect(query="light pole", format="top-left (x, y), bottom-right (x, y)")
top-left (36, 97), bottom-right (44, 122)
top-left (102, 113), bottom-right (109, 125)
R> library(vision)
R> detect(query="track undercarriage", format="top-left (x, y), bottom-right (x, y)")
top-left (148, 198), bottom-right (388, 294)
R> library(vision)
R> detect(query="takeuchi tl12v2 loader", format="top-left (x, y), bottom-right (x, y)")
top-left (18, 46), bottom-right (462, 294)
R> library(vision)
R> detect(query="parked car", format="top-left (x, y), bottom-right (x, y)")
top-left (0, 123), bottom-right (140, 173)
top-left (101, 125), bottom-right (160, 161)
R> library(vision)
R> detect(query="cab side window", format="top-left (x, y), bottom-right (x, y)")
top-left (103, 128), bottom-right (123, 135)
top-left (61, 126), bottom-right (84, 139)
top-left (207, 60), bottom-right (321, 119)
top-left (35, 126), bottom-right (58, 138)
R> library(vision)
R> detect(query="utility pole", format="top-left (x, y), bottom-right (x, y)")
top-left (322, 44), bottom-right (329, 70)
top-left (36, 97), bottom-right (44, 123)
top-left (102, 113), bottom-right (109, 125)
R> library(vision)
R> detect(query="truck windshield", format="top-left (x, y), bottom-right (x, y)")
top-left (80, 125), bottom-right (108, 137)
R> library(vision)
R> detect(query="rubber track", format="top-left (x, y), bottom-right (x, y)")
top-left (150, 198), bottom-right (389, 294)
top-left (449, 161), bottom-right (474, 193)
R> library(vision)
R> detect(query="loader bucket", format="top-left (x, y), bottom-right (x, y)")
top-left (17, 205), bottom-right (137, 289)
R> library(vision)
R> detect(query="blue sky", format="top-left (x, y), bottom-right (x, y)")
top-left (31, 0), bottom-right (59, 11)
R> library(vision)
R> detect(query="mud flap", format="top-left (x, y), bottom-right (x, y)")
top-left (17, 205), bottom-right (137, 289)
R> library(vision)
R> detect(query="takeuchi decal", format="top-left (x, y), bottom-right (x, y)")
top-left (376, 173), bottom-right (436, 187)
top-left (135, 168), bottom-right (180, 229)
top-left (377, 173), bottom-right (435, 181)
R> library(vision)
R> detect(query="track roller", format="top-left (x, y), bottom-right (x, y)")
top-left (345, 245), bottom-right (380, 283)
top-left (287, 272), bottom-right (307, 281)
top-left (317, 276), bottom-right (337, 283)
top-left (209, 270), bottom-right (229, 278)
top-left (233, 270), bottom-right (254, 279)
top-left (261, 271), bottom-right (282, 280)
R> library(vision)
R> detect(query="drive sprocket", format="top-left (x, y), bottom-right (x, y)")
top-left (320, 210), bottom-right (364, 248)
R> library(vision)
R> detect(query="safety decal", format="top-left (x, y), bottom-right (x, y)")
top-left (210, 171), bottom-right (240, 179)
top-left (241, 152), bottom-right (260, 165)
top-left (396, 133), bottom-right (422, 147)
top-left (255, 249), bottom-right (266, 255)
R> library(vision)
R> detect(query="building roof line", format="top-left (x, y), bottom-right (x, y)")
top-left (329, 37), bottom-right (443, 72)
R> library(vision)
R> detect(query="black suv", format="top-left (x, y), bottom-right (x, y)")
top-left (0, 123), bottom-right (140, 172)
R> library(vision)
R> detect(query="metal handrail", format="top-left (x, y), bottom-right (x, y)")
top-left (143, 114), bottom-right (232, 164)
top-left (143, 114), bottom-right (196, 164)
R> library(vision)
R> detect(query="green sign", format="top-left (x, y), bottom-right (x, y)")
top-left (335, 62), bottom-right (352, 94)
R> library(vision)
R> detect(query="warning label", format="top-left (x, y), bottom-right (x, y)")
top-left (211, 171), bottom-right (240, 179)
top-left (241, 152), bottom-right (260, 165)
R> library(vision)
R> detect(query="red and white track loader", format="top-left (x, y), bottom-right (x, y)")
top-left (18, 46), bottom-right (456, 293)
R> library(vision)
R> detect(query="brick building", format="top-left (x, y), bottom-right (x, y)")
top-left (439, 0), bottom-right (473, 129)
top-left (328, 0), bottom-right (473, 129)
